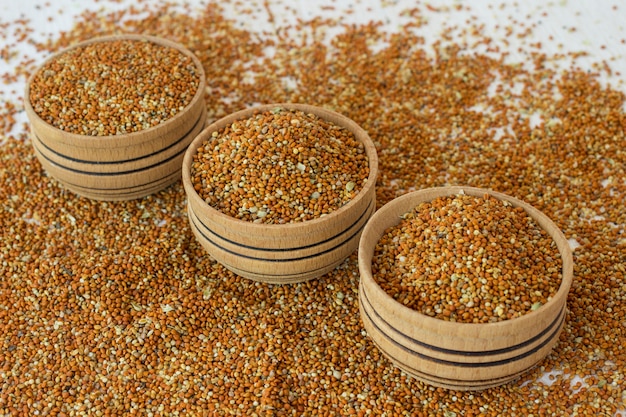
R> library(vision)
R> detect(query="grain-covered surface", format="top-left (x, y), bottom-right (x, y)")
top-left (1, 0), bottom-right (625, 415)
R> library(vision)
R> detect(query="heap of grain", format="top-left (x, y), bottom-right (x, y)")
top-left (372, 193), bottom-right (562, 323)
top-left (190, 107), bottom-right (369, 224)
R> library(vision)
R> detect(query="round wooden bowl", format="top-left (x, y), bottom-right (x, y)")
top-left (358, 186), bottom-right (574, 391)
top-left (24, 34), bottom-right (207, 201)
top-left (182, 103), bottom-right (379, 284)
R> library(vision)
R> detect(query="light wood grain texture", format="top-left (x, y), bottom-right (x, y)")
top-left (183, 103), bottom-right (379, 283)
top-left (357, 186), bottom-right (574, 390)
top-left (45, 170), bottom-right (184, 201)
top-left (24, 34), bottom-right (207, 200)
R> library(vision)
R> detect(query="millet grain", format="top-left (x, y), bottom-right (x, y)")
top-left (1, 1), bottom-right (625, 416)
top-left (190, 107), bottom-right (369, 224)
top-left (372, 193), bottom-right (562, 323)
top-left (29, 38), bottom-right (200, 135)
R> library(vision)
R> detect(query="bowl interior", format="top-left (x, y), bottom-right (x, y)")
top-left (358, 186), bottom-right (574, 333)
top-left (182, 103), bottom-right (379, 235)
top-left (24, 34), bottom-right (207, 147)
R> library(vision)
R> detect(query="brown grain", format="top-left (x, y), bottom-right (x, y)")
top-left (190, 107), bottom-right (369, 224)
top-left (372, 193), bottom-right (562, 323)
top-left (1, 1), bottom-right (625, 416)
top-left (28, 38), bottom-right (200, 135)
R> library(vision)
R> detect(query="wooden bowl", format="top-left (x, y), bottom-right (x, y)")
top-left (24, 34), bottom-right (207, 201)
top-left (358, 186), bottom-right (574, 391)
top-left (182, 103), bottom-right (378, 284)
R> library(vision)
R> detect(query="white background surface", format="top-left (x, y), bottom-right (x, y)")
top-left (2, 0), bottom-right (626, 111)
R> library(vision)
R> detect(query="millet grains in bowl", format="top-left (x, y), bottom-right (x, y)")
top-left (190, 107), bottom-right (370, 224)
top-left (372, 193), bottom-right (563, 323)
top-left (2, 0), bottom-right (626, 415)
top-left (28, 38), bottom-right (200, 136)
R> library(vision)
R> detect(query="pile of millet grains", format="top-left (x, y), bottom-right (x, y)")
top-left (190, 108), bottom-right (369, 224)
top-left (28, 38), bottom-right (200, 136)
top-left (1, 1), bottom-right (625, 416)
top-left (372, 194), bottom-right (563, 324)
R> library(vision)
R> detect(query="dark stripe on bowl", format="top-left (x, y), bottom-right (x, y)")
top-left (222, 258), bottom-right (338, 283)
top-left (190, 198), bottom-right (374, 253)
top-left (55, 171), bottom-right (181, 198)
top-left (34, 147), bottom-right (182, 194)
top-left (31, 107), bottom-right (205, 165)
top-left (359, 286), bottom-right (565, 366)
top-left (367, 336), bottom-right (527, 390)
top-left (32, 134), bottom-right (189, 177)
top-left (188, 203), bottom-right (371, 265)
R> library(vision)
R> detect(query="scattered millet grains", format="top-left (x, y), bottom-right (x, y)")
top-left (372, 193), bottom-right (563, 323)
top-left (1, 1), bottom-right (625, 416)
top-left (190, 107), bottom-right (369, 223)
top-left (28, 38), bottom-right (200, 135)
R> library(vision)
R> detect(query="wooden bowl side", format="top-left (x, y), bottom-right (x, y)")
top-left (31, 105), bottom-right (205, 201)
top-left (188, 196), bottom-right (374, 283)
top-left (358, 186), bottom-right (573, 350)
top-left (34, 143), bottom-right (186, 197)
top-left (182, 103), bottom-right (378, 247)
top-left (218, 264), bottom-right (339, 284)
top-left (31, 107), bottom-right (205, 173)
top-left (359, 279), bottom-right (565, 390)
top-left (359, 287), bottom-right (564, 391)
top-left (54, 170), bottom-right (182, 201)
top-left (189, 194), bottom-right (374, 261)
top-left (24, 34), bottom-right (206, 157)
top-left (359, 279), bottom-right (566, 364)
top-left (27, 99), bottom-right (205, 161)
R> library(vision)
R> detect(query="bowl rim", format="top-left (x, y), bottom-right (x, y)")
top-left (182, 102), bottom-right (379, 231)
top-left (24, 33), bottom-right (206, 145)
top-left (358, 185), bottom-right (574, 331)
